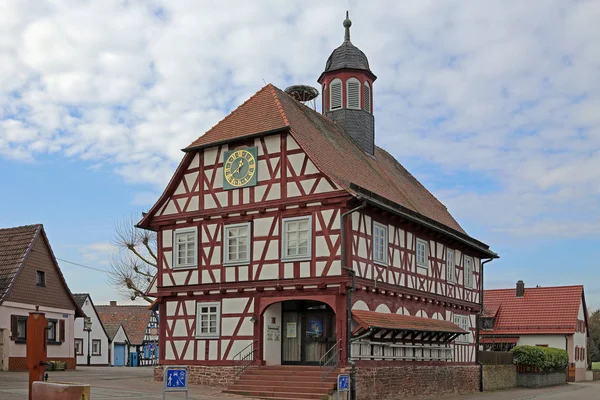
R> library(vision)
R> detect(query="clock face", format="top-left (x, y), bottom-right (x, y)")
top-left (223, 147), bottom-right (258, 189)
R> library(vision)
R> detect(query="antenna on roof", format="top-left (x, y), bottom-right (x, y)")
top-left (284, 84), bottom-right (319, 110)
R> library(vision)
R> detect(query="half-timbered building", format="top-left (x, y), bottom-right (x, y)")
top-left (139, 13), bottom-right (497, 399)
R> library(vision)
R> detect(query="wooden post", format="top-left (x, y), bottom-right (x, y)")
top-left (27, 310), bottom-right (48, 400)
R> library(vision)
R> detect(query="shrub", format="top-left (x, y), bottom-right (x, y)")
top-left (511, 345), bottom-right (568, 372)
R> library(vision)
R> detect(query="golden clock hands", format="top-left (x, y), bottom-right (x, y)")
top-left (234, 160), bottom-right (244, 174)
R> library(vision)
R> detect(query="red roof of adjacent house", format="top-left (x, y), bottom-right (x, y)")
top-left (0, 224), bottom-right (85, 317)
top-left (481, 285), bottom-right (586, 336)
top-left (139, 84), bottom-right (496, 258)
top-left (96, 304), bottom-right (152, 345)
top-left (352, 310), bottom-right (466, 334)
top-left (480, 337), bottom-right (518, 344)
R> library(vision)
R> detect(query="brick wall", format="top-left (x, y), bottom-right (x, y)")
top-left (154, 365), bottom-right (234, 387)
top-left (483, 365), bottom-right (516, 391)
top-left (9, 357), bottom-right (76, 371)
top-left (355, 362), bottom-right (479, 400)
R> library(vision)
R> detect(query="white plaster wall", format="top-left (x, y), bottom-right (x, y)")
top-left (74, 296), bottom-right (109, 365)
top-left (517, 335), bottom-right (568, 350)
top-left (574, 301), bottom-right (587, 368)
top-left (0, 302), bottom-right (75, 359)
top-left (263, 303), bottom-right (282, 365)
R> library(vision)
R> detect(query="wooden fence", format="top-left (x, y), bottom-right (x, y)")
top-left (479, 351), bottom-right (514, 365)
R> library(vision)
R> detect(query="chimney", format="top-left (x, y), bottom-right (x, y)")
top-left (110, 301), bottom-right (117, 306)
top-left (516, 280), bottom-right (525, 297)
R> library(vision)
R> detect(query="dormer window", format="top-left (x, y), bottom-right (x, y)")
top-left (364, 81), bottom-right (371, 113)
top-left (346, 78), bottom-right (361, 109)
top-left (330, 79), bottom-right (342, 110)
top-left (481, 317), bottom-right (495, 330)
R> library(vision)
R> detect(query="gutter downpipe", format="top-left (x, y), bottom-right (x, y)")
top-left (341, 199), bottom-right (366, 400)
top-left (478, 258), bottom-right (495, 392)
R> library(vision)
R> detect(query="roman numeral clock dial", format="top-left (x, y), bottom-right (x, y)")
top-left (223, 147), bottom-right (258, 190)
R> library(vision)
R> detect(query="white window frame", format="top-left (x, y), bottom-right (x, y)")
top-left (330, 78), bottom-right (342, 110)
top-left (453, 315), bottom-right (471, 343)
top-left (196, 301), bottom-right (221, 339)
top-left (416, 238), bottom-right (429, 270)
top-left (173, 227), bottom-right (198, 269)
top-left (464, 256), bottom-right (474, 289)
top-left (446, 249), bottom-right (456, 284)
top-left (281, 215), bottom-right (312, 262)
top-left (372, 222), bottom-right (388, 266)
top-left (363, 81), bottom-right (371, 113)
top-left (223, 222), bottom-right (251, 266)
top-left (346, 77), bottom-right (361, 109)
top-left (322, 83), bottom-right (327, 111)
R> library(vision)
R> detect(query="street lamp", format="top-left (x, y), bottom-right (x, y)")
top-left (83, 317), bottom-right (92, 366)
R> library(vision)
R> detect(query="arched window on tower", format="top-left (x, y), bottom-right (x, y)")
top-left (364, 81), bottom-right (371, 113)
top-left (330, 79), bottom-right (342, 110)
top-left (346, 78), bottom-right (361, 109)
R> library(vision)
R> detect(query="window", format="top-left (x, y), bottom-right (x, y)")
top-left (196, 302), bottom-right (220, 338)
top-left (453, 315), bottom-right (470, 343)
top-left (282, 216), bottom-right (312, 261)
top-left (48, 319), bottom-right (58, 342)
top-left (416, 238), bottom-right (428, 269)
top-left (480, 317), bottom-right (495, 330)
top-left (446, 249), bottom-right (456, 283)
top-left (330, 79), bottom-right (342, 110)
top-left (174, 227), bottom-right (197, 269)
top-left (224, 222), bottom-right (250, 265)
top-left (363, 81), bottom-right (371, 113)
top-left (346, 78), bottom-right (361, 109)
top-left (75, 339), bottom-right (84, 355)
top-left (372, 222), bottom-right (387, 265)
top-left (464, 256), bottom-right (474, 289)
top-left (15, 316), bottom-right (27, 340)
top-left (92, 339), bottom-right (101, 355)
top-left (36, 270), bottom-right (46, 287)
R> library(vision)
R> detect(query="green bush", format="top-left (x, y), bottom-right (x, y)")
top-left (511, 345), bottom-right (568, 372)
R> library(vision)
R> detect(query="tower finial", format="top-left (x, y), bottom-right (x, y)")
top-left (343, 11), bottom-right (352, 42)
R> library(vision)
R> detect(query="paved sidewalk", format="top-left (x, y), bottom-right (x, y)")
top-left (432, 381), bottom-right (600, 400)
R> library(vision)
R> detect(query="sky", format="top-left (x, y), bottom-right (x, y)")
top-left (1, 0), bottom-right (599, 310)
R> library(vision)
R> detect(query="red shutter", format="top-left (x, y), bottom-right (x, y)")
top-left (10, 315), bottom-right (17, 340)
top-left (59, 319), bottom-right (65, 342)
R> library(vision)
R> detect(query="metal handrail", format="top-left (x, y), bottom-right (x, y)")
top-left (319, 339), bottom-right (342, 380)
top-left (232, 340), bottom-right (257, 379)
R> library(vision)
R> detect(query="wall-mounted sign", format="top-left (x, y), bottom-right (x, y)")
top-left (307, 318), bottom-right (323, 337)
top-left (286, 322), bottom-right (297, 338)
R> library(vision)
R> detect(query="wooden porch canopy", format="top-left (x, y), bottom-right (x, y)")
top-left (352, 310), bottom-right (466, 343)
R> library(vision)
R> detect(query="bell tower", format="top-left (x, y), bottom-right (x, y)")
top-left (318, 12), bottom-right (377, 155)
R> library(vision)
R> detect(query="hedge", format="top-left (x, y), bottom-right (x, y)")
top-left (511, 345), bottom-right (569, 372)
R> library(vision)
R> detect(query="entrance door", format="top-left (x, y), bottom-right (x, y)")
top-left (114, 343), bottom-right (126, 366)
top-left (281, 301), bottom-right (335, 365)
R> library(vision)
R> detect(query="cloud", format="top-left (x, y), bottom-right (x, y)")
top-left (78, 242), bottom-right (115, 264)
top-left (1, 0), bottom-right (600, 240)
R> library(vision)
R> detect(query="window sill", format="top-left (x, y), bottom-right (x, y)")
top-left (373, 260), bottom-right (388, 267)
top-left (172, 265), bottom-right (198, 271)
top-left (416, 265), bottom-right (428, 273)
top-left (223, 261), bottom-right (251, 267)
top-left (281, 257), bottom-right (312, 263)
top-left (36, 284), bottom-right (46, 287)
top-left (195, 335), bottom-right (220, 340)
top-left (447, 280), bottom-right (456, 285)
top-left (92, 353), bottom-right (102, 356)
top-left (47, 341), bottom-right (62, 346)
top-left (14, 339), bottom-right (26, 344)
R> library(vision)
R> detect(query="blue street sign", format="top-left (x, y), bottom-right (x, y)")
top-left (338, 374), bottom-right (350, 392)
top-left (164, 366), bottom-right (189, 399)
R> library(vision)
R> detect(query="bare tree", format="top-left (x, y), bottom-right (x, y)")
top-left (108, 216), bottom-right (157, 303)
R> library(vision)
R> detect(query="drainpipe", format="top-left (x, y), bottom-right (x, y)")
top-left (341, 199), bottom-right (366, 400)
top-left (478, 258), bottom-right (494, 392)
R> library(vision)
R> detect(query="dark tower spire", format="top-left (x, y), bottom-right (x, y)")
top-left (317, 13), bottom-right (377, 155)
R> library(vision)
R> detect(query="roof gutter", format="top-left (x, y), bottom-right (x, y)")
top-left (356, 193), bottom-right (498, 259)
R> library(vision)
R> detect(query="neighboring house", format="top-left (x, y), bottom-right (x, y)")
top-left (137, 13), bottom-right (497, 396)
top-left (96, 301), bottom-right (159, 366)
top-left (73, 293), bottom-right (110, 366)
top-left (480, 281), bottom-right (589, 381)
top-left (0, 224), bottom-right (85, 371)
top-left (104, 323), bottom-right (130, 366)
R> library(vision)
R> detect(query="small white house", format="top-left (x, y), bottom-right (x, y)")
top-left (73, 294), bottom-right (109, 366)
top-left (104, 323), bottom-right (129, 366)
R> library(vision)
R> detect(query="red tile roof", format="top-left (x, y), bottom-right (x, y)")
top-left (352, 309), bottom-right (466, 334)
top-left (481, 285), bottom-right (585, 336)
top-left (0, 224), bottom-right (40, 302)
top-left (480, 337), bottom-right (518, 344)
top-left (96, 304), bottom-right (152, 345)
top-left (182, 84), bottom-right (479, 239)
